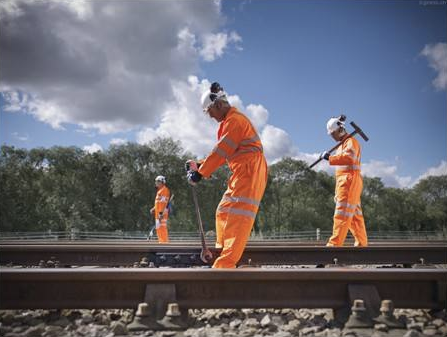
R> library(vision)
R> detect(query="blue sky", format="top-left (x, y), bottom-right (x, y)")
top-left (1, 0), bottom-right (446, 187)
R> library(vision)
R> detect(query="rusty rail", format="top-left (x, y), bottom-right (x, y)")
top-left (1, 268), bottom-right (446, 315)
top-left (1, 243), bottom-right (446, 267)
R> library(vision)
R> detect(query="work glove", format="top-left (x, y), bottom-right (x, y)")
top-left (155, 219), bottom-right (161, 229)
top-left (320, 151), bottom-right (330, 161)
top-left (185, 160), bottom-right (200, 172)
top-left (187, 170), bottom-right (202, 186)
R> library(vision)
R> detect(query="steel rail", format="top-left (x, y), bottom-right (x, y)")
top-left (1, 268), bottom-right (446, 313)
top-left (1, 244), bottom-right (446, 266)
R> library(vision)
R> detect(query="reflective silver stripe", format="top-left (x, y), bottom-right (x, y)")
top-left (213, 147), bottom-right (228, 159)
top-left (336, 201), bottom-right (356, 209)
top-left (222, 195), bottom-right (260, 206)
top-left (217, 206), bottom-right (256, 219)
top-left (336, 165), bottom-right (360, 170)
top-left (229, 146), bottom-right (263, 160)
top-left (334, 210), bottom-right (354, 218)
top-left (240, 134), bottom-right (260, 145)
top-left (344, 151), bottom-right (359, 161)
top-left (355, 209), bottom-right (363, 216)
top-left (220, 136), bottom-right (238, 150)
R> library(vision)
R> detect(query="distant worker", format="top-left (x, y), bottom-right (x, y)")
top-left (320, 115), bottom-right (368, 246)
top-left (186, 82), bottom-right (268, 268)
top-left (150, 175), bottom-right (170, 243)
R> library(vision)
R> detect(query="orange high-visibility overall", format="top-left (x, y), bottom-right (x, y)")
top-left (154, 185), bottom-right (170, 243)
top-left (198, 107), bottom-right (268, 268)
top-left (327, 135), bottom-right (368, 246)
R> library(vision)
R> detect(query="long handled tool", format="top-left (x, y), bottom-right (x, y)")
top-left (190, 185), bottom-right (213, 263)
top-left (309, 121), bottom-right (369, 169)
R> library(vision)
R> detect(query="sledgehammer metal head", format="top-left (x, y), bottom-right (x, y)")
top-left (350, 121), bottom-right (369, 142)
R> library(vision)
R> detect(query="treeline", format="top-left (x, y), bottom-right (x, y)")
top-left (1, 139), bottom-right (446, 234)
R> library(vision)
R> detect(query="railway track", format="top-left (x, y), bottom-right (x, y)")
top-left (1, 268), bottom-right (446, 315)
top-left (1, 241), bottom-right (446, 267)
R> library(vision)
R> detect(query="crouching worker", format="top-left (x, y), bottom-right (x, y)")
top-left (186, 82), bottom-right (268, 268)
top-left (150, 175), bottom-right (170, 243)
top-left (320, 115), bottom-right (368, 247)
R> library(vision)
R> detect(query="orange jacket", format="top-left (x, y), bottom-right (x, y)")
top-left (154, 185), bottom-right (170, 219)
top-left (198, 107), bottom-right (263, 178)
top-left (329, 136), bottom-right (361, 175)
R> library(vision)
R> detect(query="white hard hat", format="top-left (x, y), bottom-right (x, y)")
top-left (326, 115), bottom-right (346, 135)
top-left (155, 175), bottom-right (166, 184)
top-left (201, 90), bottom-right (227, 112)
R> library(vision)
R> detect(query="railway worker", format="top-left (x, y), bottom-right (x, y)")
top-left (150, 175), bottom-right (171, 243)
top-left (186, 82), bottom-right (268, 268)
top-left (320, 115), bottom-right (368, 247)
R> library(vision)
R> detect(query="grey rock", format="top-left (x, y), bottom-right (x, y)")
top-left (325, 328), bottom-right (342, 337)
top-left (301, 326), bottom-right (322, 335)
top-left (23, 324), bottom-right (45, 337)
top-left (423, 328), bottom-right (439, 336)
top-left (271, 331), bottom-right (291, 337)
top-left (432, 319), bottom-right (446, 328)
top-left (12, 326), bottom-right (26, 333)
top-left (203, 326), bottom-right (224, 337)
top-left (0, 325), bottom-right (12, 335)
top-left (81, 314), bottom-right (94, 324)
top-left (43, 326), bottom-right (64, 337)
top-left (281, 319), bottom-right (301, 335)
top-left (244, 318), bottom-right (260, 329)
top-left (415, 316), bottom-right (428, 323)
top-left (260, 314), bottom-right (272, 327)
top-left (374, 323), bottom-right (388, 332)
top-left (50, 316), bottom-right (70, 327)
top-left (438, 325), bottom-right (447, 335)
top-left (1, 312), bottom-right (15, 325)
top-left (407, 322), bottom-right (424, 331)
top-left (403, 330), bottom-right (423, 337)
top-left (229, 318), bottom-right (242, 329)
top-left (111, 321), bottom-right (127, 336)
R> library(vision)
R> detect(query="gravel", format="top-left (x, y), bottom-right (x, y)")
top-left (0, 308), bottom-right (445, 337)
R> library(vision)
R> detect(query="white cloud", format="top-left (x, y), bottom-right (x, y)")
top-left (362, 160), bottom-right (412, 188)
top-left (416, 160), bottom-right (447, 182)
top-left (136, 76), bottom-right (299, 165)
top-left (12, 132), bottom-right (28, 141)
top-left (110, 138), bottom-right (127, 146)
top-left (421, 43), bottom-right (447, 91)
top-left (83, 143), bottom-right (103, 154)
top-left (199, 31), bottom-right (242, 61)
top-left (0, 1), bottom-right (241, 134)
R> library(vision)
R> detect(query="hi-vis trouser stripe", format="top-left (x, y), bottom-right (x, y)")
top-left (334, 203), bottom-right (362, 217)
top-left (217, 206), bottom-right (257, 219)
top-left (222, 195), bottom-right (261, 206)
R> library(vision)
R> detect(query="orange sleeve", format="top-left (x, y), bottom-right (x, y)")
top-left (329, 138), bottom-right (359, 166)
top-left (198, 116), bottom-right (243, 178)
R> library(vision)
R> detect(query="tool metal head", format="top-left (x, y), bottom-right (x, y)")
top-left (350, 121), bottom-right (369, 141)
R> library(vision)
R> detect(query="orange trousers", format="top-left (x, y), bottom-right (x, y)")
top-left (213, 154), bottom-right (267, 268)
top-left (327, 171), bottom-right (368, 246)
top-left (156, 222), bottom-right (169, 243)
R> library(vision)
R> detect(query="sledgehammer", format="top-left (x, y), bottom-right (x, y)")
top-left (309, 121), bottom-right (369, 169)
